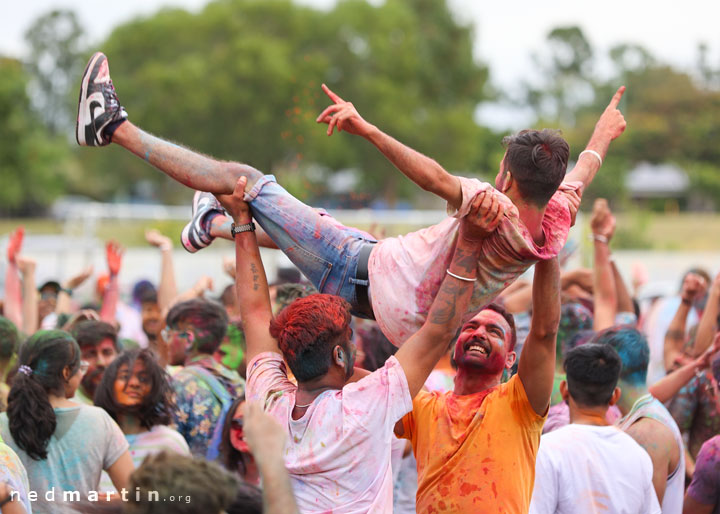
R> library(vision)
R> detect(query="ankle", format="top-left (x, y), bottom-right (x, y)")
top-left (105, 118), bottom-right (128, 143)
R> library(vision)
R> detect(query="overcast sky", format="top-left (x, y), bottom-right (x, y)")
top-left (3, 0), bottom-right (719, 128)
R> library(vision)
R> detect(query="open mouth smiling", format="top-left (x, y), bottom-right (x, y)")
top-left (464, 339), bottom-right (491, 356)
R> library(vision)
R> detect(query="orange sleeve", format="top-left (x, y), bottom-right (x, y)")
top-left (400, 390), bottom-right (434, 442)
top-left (509, 375), bottom-right (547, 427)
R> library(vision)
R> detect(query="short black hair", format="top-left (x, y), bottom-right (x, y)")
top-left (483, 303), bottom-right (517, 350)
top-left (502, 129), bottom-right (570, 206)
top-left (138, 289), bottom-right (158, 306)
top-left (94, 349), bottom-right (175, 430)
top-left (166, 299), bottom-right (228, 354)
top-left (73, 320), bottom-right (119, 350)
top-left (564, 343), bottom-right (622, 407)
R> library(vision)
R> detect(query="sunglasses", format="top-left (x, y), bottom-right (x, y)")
top-left (79, 361), bottom-right (90, 375)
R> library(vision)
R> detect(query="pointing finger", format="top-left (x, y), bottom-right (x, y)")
top-left (608, 86), bottom-right (626, 109)
top-left (321, 83), bottom-right (343, 104)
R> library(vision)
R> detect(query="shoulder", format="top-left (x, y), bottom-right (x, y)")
top-left (74, 404), bottom-right (111, 420)
top-left (625, 417), bottom-right (676, 453)
top-left (699, 435), bottom-right (720, 456)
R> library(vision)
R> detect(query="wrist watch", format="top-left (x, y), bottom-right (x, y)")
top-left (231, 222), bottom-right (256, 237)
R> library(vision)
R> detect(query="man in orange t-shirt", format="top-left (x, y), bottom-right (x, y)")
top-left (396, 257), bottom-right (561, 513)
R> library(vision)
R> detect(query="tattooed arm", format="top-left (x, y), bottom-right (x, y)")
top-left (218, 177), bottom-right (279, 362)
top-left (517, 257), bottom-right (561, 415)
top-left (395, 192), bottom-right (503, 398)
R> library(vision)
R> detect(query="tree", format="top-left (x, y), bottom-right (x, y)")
top-left (524, 26), bottom-right (595, 125)
top-left (79, 0), bottom-right (491, 206)
top-left (24, 9), bottom-right (87, 135)
top-left (0, 57), bottom-right (72, 214)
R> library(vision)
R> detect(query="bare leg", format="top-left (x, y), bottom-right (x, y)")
top-left (210, 212), bottom-right (279, 249)
top-left (112, 121), bottom-right (263, 194)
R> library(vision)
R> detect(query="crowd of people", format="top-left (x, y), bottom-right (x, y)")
top-left (0, 50), bottom-right (717, 513)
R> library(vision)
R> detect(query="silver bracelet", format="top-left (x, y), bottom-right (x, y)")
top-left (446, 269), bottom-right (477, 282)
top-left (579, 149), bottom-right (603, 167)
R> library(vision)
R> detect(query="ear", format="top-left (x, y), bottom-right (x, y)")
top-left (333, 346), bottom-right (344, 367)
top-left (505, 351), bottom-right (517, 369)
top-left (608, 386), bottom-right (621, 406)
top-left (559, 380), bottom-right (569, 402)
top-left (63, 366), bottom-right (72, 382)
top-left (185, 331), bottom-right (196, 350)
top-left (502, 171), bottom-right (513, 193)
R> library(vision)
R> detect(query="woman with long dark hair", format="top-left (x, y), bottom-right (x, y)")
top-left (219, 396), bottom-right (260, 485)
top-left (0, 330), bottom-right (132, 513)
top-left (94, 348), bottom-right (189, 490)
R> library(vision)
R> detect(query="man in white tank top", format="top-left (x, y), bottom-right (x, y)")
top-left (592, 326), bottom-right (685, 513)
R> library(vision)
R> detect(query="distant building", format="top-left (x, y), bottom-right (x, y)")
top-left (625, 162), bottom-right (689, 199)
top-left (625, 162), bottom-right (692, 212)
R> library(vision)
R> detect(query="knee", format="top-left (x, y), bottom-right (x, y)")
top-left (224, 162), bottom-right (263, 190)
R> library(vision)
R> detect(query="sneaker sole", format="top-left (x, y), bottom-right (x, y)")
top-left (76, 52), bottom-right (104, 146)
top-left (180, 191), bottom-right (203, 253)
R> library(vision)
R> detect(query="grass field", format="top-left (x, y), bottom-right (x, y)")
top-left (1, 212), bottom-right (719, 250)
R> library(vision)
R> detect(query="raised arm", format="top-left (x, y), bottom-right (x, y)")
top-left (100, 241), bottom-right (123, 324)
top-left (16, 257), bottom-right (38, 335)
top-left (316, 84), bottom-right (463, 210)
top-left (56, 266), bottom-right (93, 316)
top-left (651, 333), bottom-right (720, 403)
top-left (395, 191), bottom-right (504, 397)
top-left (665, 272), bottom-right (707, 369)
top-left (243, 402), bottom-right (299, 514)
top-left (145, 229), bottom-right (178, 312)
top-left (517, 257), bottom-right (561, 415)
top-left (692, 272), bottom-right (720, 357)
top-left (217, 177), bottom-right (279, 362)
top-left (590, 199), bottom-right (618, 331)
top-left (3, 228), bottom-right (24, 329)
top-left (564, 86), bottom-right (627, 189)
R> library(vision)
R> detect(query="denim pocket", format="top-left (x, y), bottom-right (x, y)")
top-left (284, 244), bottom-right (333, 293)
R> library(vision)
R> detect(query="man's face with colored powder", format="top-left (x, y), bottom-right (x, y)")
top-left (454, 309), bottom-right (514, 375)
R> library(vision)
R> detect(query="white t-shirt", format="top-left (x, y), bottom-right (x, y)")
top-left (246, 352), bottom-right (412, 514)
top-left (530, 424), bottom-right (661, 514)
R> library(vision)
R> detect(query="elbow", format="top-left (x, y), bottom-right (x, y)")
top-left (533, 327), bottom-right (559, 343)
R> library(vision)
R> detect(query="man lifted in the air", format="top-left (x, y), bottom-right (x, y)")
top-left (76, 52), bottom-right (626, 345)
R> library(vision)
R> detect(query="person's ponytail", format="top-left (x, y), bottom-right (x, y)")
top-left (7, 330), bottom-right (80, 460)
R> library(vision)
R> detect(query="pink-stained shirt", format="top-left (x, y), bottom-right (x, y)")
top-left (246, 352), bottom-right (412, 514)
top-left (369, 177), bottom-right (582, 346)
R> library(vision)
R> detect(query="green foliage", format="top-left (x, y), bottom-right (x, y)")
top-left (78, 0), bottom-right (489, 205)
top-left (24, 9), bottom-right (87, 135)
top-left (0, 58), bottom-right (72, 214)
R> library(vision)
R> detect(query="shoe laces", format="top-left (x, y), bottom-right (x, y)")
top-left (104, 80), bottom-right (119, 108)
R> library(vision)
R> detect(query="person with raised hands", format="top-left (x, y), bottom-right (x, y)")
top-left (395, 254), bottom-right (561, 513)
top-left (217, 175), bottom-right (500, 512)
top-left (76, 51), bottom-right (620, 347)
